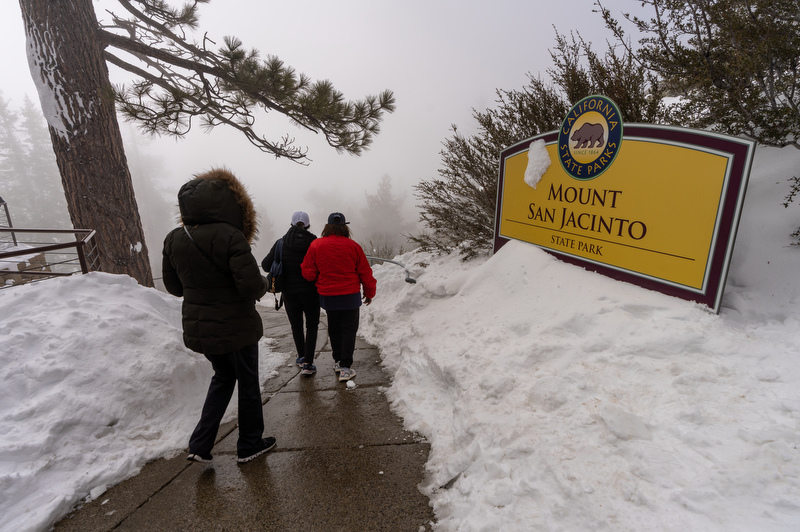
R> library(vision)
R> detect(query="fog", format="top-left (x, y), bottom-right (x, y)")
top-left (1, 0), bottom-right (633, 276)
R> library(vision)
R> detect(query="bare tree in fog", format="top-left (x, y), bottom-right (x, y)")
top-left (18, 97), bottom-right (70, 229)
top-left (296, 176), bottom-right (414, 260)
top-left (18, 0), bottom-right (395, 286)
top-left (302, 187), bottom-right (358, 240)
top-left (0, 92), bottom-right (69, 229)
top-left (0, 92), bottom-right (28, 220)
top-left (360, 175), bottom-right (414, 259)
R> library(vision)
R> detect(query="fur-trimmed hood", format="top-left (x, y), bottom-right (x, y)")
top-left (177, 168), bottom-right (259, 244)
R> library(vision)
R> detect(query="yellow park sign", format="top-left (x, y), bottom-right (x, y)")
top-left (493, 95), bottom-right (756, 313)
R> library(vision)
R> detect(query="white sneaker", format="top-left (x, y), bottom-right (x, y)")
top-left (338, 367), bottom-right (356, 382)
top-left (333, 361), bottom-right (342, 373)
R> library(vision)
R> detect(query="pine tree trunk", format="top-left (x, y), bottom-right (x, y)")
top-left (19, 0), bottom-right (154, 287)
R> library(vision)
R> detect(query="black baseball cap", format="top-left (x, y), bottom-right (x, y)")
top-left (327, 212), bottom-right (350, 225)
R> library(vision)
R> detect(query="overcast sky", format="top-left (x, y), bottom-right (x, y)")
top-left (1, 0), bottom-right (634, 243)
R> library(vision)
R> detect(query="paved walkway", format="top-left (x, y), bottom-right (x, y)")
top-left (53, 307), bottom-right (435, 531)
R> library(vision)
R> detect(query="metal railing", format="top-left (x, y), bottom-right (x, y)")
top-left (365, 255), bottom-right (417, 284)
top-left (0, 228), bottom-right (100, 289)
top-left (0, 196), bottom-right (15, 246)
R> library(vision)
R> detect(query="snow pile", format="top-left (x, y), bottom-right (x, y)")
top-left (360, 145), bottom-right (800, 531)
top-left (0, 273), bottom-right (284, 532)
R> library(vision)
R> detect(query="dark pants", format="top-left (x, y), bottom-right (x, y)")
top-left (189, 343), bottom-right (264, 455)
top-left (283, 291), bottom-right (320, 363)
top-left (326, 307), bottom-right (360, 369)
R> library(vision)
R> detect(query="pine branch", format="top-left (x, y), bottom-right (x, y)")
top-left (97, 0), bottom-right (394, 162)
top-left (105, 51), bottom-right (308, 160)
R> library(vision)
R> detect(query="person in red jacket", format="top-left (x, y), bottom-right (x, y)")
top-left (301, 212), bottom-right (377, 382)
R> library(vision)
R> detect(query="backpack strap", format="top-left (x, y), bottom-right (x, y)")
top-left (273, 238), bottom-right (284, 310)
top-left (183, 225), bottom-right (227, 275)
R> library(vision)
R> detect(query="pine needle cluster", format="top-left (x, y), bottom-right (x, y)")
top-left (102, 0), bottom-right (395, 161)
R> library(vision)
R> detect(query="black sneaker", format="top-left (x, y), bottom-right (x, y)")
top-left (187, 452), bottom-right (212, 463)
top-left (237, 437), bottom-right (277, 463)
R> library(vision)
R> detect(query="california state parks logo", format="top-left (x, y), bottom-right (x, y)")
top-left (559, 95), bottom-right (623, 181)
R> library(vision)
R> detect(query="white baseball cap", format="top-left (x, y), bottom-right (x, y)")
top-left (291, 211), bottom-right (310, 227)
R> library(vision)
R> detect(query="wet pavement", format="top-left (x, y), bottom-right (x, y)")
top-left (53, 307), bottom-right (435, 531)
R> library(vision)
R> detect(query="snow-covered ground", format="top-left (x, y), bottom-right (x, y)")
top-left (360, 145), bottom-right (800, 531)
top-left (0, 145), bottom-right (799, 531)
top-left (0, 274), bottom-right (285, 532)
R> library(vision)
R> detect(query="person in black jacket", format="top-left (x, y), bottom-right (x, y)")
top-left (262, 211), bottom-right (320, 376)
top-left (162, 168), bottom-right (276, 464)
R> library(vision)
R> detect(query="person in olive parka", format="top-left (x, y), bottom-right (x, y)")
top-left (162, 168), bottom-right (276, 464)
top-left (262, 211), bottom-right (320, 375)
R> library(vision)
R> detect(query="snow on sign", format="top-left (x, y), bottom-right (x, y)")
top-left (493, 95), bottom-right (756, 313)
